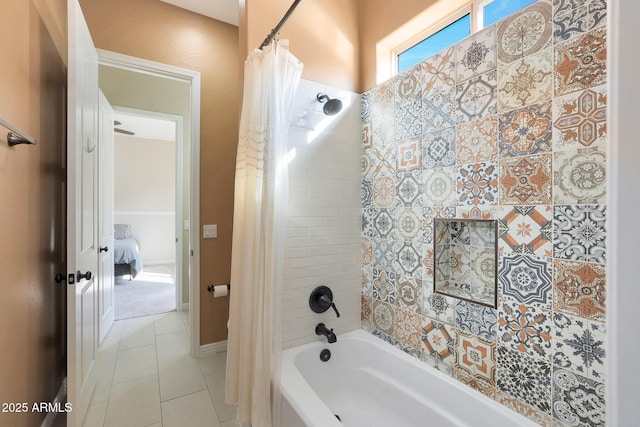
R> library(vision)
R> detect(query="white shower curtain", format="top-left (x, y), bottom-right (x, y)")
top-left (225, 40), bottom-right (302, 427)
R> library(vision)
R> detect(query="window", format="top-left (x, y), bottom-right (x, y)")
top-left (395, 0), bottom-right (537, 74)
top-left (398, 14), bottom-right (471, 73)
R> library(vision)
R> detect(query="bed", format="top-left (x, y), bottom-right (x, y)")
top-left (114, 224), bottom-right (144, 279)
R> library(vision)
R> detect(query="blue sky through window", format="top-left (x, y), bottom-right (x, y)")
top-left (483, 0), bottom-right (536, 27)
top-left (398, 14), bottom-right (470, 73)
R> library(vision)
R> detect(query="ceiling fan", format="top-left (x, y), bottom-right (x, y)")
top-left (114, 120), bottom-right (135, 136)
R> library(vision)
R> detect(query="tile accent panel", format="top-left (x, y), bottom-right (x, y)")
top-left (361, 1), bottom-right (608, 424)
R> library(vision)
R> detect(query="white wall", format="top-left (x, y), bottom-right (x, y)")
top-left (607, 1), bottom-right (640, 425)
top-left (281, 79), bottom-right (362, 349)
top-left (114, 134), bottom-right (176, 264)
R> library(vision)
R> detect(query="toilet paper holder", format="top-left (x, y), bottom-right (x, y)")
top-left (207, 283), bottom-right (231, 293)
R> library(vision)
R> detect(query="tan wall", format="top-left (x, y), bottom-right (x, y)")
top-left (359, 0), bottom-right (467, 90)
top-left (79, 0), bottom-right (240, 344)
top-left (0, 0), bottom-right (67, 425)
top-left (243, 0), bottom-right (360, 92)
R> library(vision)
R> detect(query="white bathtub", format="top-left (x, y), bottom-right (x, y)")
top-left (280, 329), bottom-right (537, 427)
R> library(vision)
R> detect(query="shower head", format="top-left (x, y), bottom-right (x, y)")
top-left (317, 93), bottom-right (343, 116)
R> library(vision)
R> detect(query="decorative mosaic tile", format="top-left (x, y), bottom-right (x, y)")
top-left (396, 170), bottom-right (423, 207)
top-left (371, 81), bottom-right (394, 120)
top-left (421, 320), bottom-right (457, 366)
top-left (423, 247), bottom-right (435, 279)
top-left (423, 46), bottom-right (456, 97)
top-left (394, 242), bottom-right (423, 278)
top-left (362, 122), bottom-right (371, 147)
top-left (372, 238), bottom-right (400, 272)
top-left (471, 246), bottom-right (496, 289)
top-left (372, 208), bottom-right (394, 239)
top-left (455, 367), bottom-right (495, 398)
top-left (457, 162), bottom-right (499, 206)
top-left (497, 1), bottom-right (552, 64)
top-left (495, 391), bottom-right (553, 426)
top-left (498, 254), bottom-right (552, 309)
top-left (422, 127), bottom-right (456, 169)
top-left (455, 301), bottom-right (497, 341)
top-left (553, 259), bottom-right (606, 322)
top-left (362, 179), bottom-right (373, 208)
top-left (421, 353), bottom-right (455, 377)
top-left (397, 137), bottom-right (421, 171)
top-left (362, 237), bottom-right (373, 267)
top-left (362, 265), bottom-right (373, 296)
top-left (469, 221), bottom-right (494, 248)
top-left (394, 66), bottom-right (423, 105)
top-left (554, 145), bottom-right (606, 204)
top-left (423, 207), bottom-right (456, 244)
top-left (457, 206), bottom-right (498, 220)
top-left (553, 85), bottom-right (607, 150)
top-left (456, 330), bottom-right (496, 383)
top-left (456, 70), bottom-right (498, 122)
top-left (553, 204), bottom-right (606, 264)
top-left (498, 299), bottom-right (553, 358)
top-left (496, 345), bottom-right (552, 413)
top-left (370, 143), bottom-right (396, 177)
top-left (499, 102), bottom-right (553, 157)
top-left (499, 153), bottom-right (552, 205)
top-left (362, 148), bottom-right (373, 180)
top-left (552, 368), bottom-right (605, 426)
top-left (361, 295), bottom-right (372, 326)
top-left (423, 85), bottom-right (458, 131)
top-left (498, 205), bottom-right (553, 256)
top-left (372, 176), bottom-right (396, 208)
top-left (362, 208), bottom-right (375, 238)
top-left (455, 25), bottom-right (497, 82)
top-left (367, 325), bottom-right (399, 347)
top-left (554, 28), bottom-right (607, 97)
top-left (423, 166), bottom-right (457, 207)
top-left (424, 292), bottom-right (456, 325)
top-left (450, 244), bottom-right (471, 285)
top-left (395, 274), bottom-right (423, 314)
top-left (497, 49), bottom-right (552, 112)
top-left (456, 116), bottom-right (498, 164)
top-left (361, 91), bottom-right (372, 124)
top-left (553, 313), bottom-right (606, 381)
top-left (370, 113), bottom-right (394, 148)
top-left (372, 269), bottom-right (397, 303)
top-left (553, 0), bottom-right (607, 44)
top-left (393, 306), bottom-right (423, 350)
top-left (393, 207), bottom-right (423, 243)
top-left (394, 99), bottom-right (422, 141)
top-left (372, 299), bottom-right (395, 335)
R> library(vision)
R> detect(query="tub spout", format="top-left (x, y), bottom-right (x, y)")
top-left (315, 323), bottom-right (337, 343)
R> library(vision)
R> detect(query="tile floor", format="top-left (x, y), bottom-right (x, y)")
top-left (82, 310), bottom-right (239, 427)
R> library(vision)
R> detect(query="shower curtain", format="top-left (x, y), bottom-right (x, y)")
top-left (225, 40), bottom-right (302, 427)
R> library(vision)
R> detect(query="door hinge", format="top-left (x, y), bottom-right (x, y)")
top-left (191, 249), bottom-right (194, 256)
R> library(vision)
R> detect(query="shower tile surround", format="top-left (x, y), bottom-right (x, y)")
top-left (361, 1), bottom-right (607, 425)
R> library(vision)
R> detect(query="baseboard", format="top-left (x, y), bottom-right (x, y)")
top-left (40, 377), bottom-right (67, 427)
top-left (199, 340), bottom-right (228, 357)
top-left (181, 303), bottom-right (190, 311)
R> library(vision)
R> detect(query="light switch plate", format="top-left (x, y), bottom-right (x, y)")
top-left (203, 224), bottom-right (217, 239)
top-left (184, 220), bottom-right (190, 230)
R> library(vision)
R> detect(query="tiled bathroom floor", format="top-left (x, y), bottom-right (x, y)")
top-left (82, 311), bottom-right (239, 427)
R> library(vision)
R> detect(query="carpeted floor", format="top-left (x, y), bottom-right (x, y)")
top-left (115, 264), bottom-right (176, 320)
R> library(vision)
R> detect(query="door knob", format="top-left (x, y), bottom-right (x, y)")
top-left (99, 246), bottom-right (108, 253)
top-left (77, 271), bottom-right (92, 281)
top-left (54, 274), bottom-right (66, 284)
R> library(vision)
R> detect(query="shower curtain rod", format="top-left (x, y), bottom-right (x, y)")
top-left (258, 0), bottom-right (304, 50)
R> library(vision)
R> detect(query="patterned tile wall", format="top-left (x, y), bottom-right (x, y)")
top-left (360, 1), bottom-right (607, 425)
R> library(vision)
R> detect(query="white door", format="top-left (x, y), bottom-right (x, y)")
top-left (67, 1), bottom-right (99, 425)
top-left (98, 90), bottom-right (115, 343)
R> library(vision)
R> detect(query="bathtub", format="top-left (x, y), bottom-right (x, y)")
top-left (280, 329), bottom-right (537, 427)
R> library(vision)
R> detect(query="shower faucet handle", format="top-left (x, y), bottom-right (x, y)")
top-left (309, 285), bottom-right (341, 318)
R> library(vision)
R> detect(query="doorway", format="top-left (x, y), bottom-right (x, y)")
top-left (110, 109), bottom-right (183, 319)
top-left (97, 49), bottom-right (202, 355)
